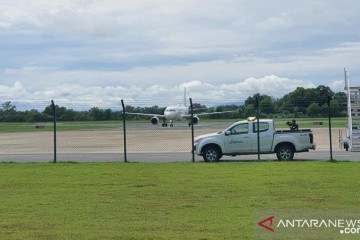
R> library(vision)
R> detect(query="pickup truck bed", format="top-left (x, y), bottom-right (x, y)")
top-left (275, 129), bottom-right (311, 133)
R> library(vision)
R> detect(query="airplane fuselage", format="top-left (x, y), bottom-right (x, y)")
top-left (164, 105), bottom-right (188, 121)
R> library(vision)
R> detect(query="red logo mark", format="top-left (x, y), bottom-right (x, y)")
top-left (258, 216), bottom-right (274, 232)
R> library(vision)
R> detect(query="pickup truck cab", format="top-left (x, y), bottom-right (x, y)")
top-left (194, 118), bottom-right (316, 162)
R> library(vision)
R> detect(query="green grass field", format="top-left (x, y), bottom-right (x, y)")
top-left (1, 161), bottom-right (359, 240)
top-left (0, 121), bottom-right (120, 133)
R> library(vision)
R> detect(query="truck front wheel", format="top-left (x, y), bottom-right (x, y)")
top-left (203, 146), bottom-right (221, 162)
top-left (276, 144), bottom-right (294, 161)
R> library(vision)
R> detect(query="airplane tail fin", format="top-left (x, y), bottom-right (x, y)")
top-left (183, 86), bottom-right (187, 107)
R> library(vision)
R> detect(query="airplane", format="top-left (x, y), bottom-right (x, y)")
top-left (126, 88), bottom-right (234, 127)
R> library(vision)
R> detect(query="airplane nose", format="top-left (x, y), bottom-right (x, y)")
top-left (165, 112), bottom-right (176, 120)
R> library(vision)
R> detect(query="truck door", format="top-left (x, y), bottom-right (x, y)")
top-left (224, 123), bottom-right (252, 153)
top-left (251, 122), bottom-right (272, 152)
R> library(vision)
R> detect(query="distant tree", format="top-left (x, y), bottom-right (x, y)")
top-left (144, 105), bottom-right (164, 115)
top-left (61, 109), bottom-right (76, 121)
top-left (2, 101), bottom-right (16, 112)
top-left (74, 111), bottom-right (91, 121)
top-left (245, 93), bottom-right (273, 106)
top-left (281, 87), bottom-right (312, 114)
top-left (315, 85), bottom-right (334, 105)
top-left (320, 104), bottom-right (329, 117)
top-left (43, 105), bottom-right (54, 116)
top-left (111, 111), bottom-right (122, 120)
top-left (260, 98), bottom-right (275, 115)
top-left (237, 107), bottom-right (245, 118)
top-left (244, 104), bottom-right (256, 117)
top-left (293, 107), bottom-right (305, 118)
top-left (191, 103), bottom-right (207, 114)
top-left (244, 93), bottom-right (275, 116)
top-left (89, 107), bottom-right (103, 121)
top-left (333, 92), bottom-right (347, 113)
top-left (25, 109), bottom-right (50, 122)
top-left (43, 104), bottom-right (70, 121)
top-left (103, 109), bottom-right (112, 121)
top-left (329, 100), bottom-right (344, 117)
top-left (306, 103), bottom-right (321, 117)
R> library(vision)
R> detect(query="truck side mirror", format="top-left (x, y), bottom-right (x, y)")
top-left (225, 130), bottom-right (231, 136)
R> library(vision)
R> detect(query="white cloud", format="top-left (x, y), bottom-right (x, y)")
top-left (329, 80), bottom-right (345, 93)
top-left (324, 42), bottom-right (360, 54)
top-left (221, 75), bottom-right (316, 97)
top-left (256, 14), bottom-right (294, 32)
top-left (0, 75), bottom-right (338, 110)
top-left (0, 81), bottom-right (28, 99)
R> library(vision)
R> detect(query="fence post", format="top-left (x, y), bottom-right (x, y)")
top-left (121, 99), bottom-right (127, 163)
top-left (256, 97), bottom-right (260, 161)
top-left (51, 100), bottom-right (57, 163)
top-left (328, 96), bottom-right (333, 161)
top-left (190, 98), bottom-right (195, 162)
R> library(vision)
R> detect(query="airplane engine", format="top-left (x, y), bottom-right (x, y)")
top-left (150, 116), bottom-right (159, 125)
top-left (192, 116), bottom-right (199, 125)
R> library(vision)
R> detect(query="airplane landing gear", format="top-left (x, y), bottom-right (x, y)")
top-left (162, 119), bottom-right (168, 127)
top-left (161, 119), bottom-right (175, 127)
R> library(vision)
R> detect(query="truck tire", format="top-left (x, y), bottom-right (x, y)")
top-left (276, 144), bottom-right (294, 161)
top-left (203, 146), bottom-right (221, 162)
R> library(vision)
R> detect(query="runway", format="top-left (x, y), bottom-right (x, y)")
top-left (0, 122), bottom-right (358, 162)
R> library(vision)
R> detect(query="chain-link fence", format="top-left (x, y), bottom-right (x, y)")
top-left (0, 96), bottom-right (357, 163)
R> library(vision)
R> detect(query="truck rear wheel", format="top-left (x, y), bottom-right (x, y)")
top-left (276, 144), bottom-right (294, 161)
top-left (203, 146), bottom-right (221, 162)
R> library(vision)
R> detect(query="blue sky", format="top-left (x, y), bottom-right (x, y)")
top-left (0, 0), bottom-right (359, 107)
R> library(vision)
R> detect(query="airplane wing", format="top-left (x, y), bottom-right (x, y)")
top-left (125, 112), bottom-right (165, 118)
top-left (182, 111), bottom-right (235, 117)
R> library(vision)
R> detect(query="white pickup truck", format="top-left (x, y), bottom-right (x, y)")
top-left (194, 118), bottom-right (316, 162)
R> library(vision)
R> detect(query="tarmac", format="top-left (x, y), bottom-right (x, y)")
top-left (0, 122), bottom-right (358, 162)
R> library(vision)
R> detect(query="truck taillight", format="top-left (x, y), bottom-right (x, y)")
top-left (309, 133), bottom-right (313, 144)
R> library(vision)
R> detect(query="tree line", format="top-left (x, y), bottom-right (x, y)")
top-left (0, 85), bottom-right (347, 122)
top-left (239, 85), bottom-right (347, 119)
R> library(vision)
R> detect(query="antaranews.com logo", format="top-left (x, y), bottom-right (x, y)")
top-left (255, 210), bottom-right (360, 239)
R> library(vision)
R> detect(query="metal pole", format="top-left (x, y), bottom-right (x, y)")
top-left (256, 97), bottom-right (260, 161)
top-left (190, 98), bottom-right (195, 162)
top-left (51, 100), bottom-right (57, 163)
top-left (328, 96), bottom-right (333, 161)
top-left (121, 99), bottom-right (127, 163)
top-left (339, 129), bottom-right (342, 149)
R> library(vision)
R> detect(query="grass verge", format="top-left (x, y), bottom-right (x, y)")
top-left (0, 161), bottom-right (359, 239)
top-left (0, 121), bottom-right (120, 133)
